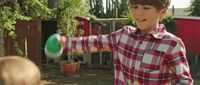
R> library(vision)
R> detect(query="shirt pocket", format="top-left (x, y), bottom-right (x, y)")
top-left (140, 50), bottom-right (165, 72)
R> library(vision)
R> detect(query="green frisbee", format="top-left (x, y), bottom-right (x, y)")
top-left (45, 34), bottom-right (63, 58)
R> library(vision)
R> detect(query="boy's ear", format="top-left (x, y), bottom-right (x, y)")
top-left (159, 9), bottom-right (167, 20)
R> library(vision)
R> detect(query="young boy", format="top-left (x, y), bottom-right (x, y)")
top-left (0, 56), bottom-right (42, 85)
top-left (60, 0), bottom-right (193, 84)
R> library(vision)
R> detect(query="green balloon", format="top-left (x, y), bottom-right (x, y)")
top-left (45, 35), bottom-right (61, 53)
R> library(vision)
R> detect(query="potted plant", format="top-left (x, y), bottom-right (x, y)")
top-left (46, 0), bottom-right (97, 76)
top-left (51, 0), bottom-right (94, 76)
top-left (60, 55), bottom-right (81, 76)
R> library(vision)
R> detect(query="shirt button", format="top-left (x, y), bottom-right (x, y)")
top-left (132, 67), bottom-right (135, 69)
top-left (132, 67), bottom-right (135, 74)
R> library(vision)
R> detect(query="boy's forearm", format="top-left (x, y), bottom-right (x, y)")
top-left (63, 30), bottom-right (120, 54)
top-left (66, 47), bottom-right (98, 55)
top-left (64, 36), bottom-right (101, 54)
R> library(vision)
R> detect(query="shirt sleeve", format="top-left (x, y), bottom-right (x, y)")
top-left (64, 28), bottom-right (123, 53)
top-left (168, 39), bottom-right (193, 85)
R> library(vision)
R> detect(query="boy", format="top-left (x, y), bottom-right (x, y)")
top-left (60, 0), bottom-right (193, 84)
top-left (0, 56), bottom-right (42, 85)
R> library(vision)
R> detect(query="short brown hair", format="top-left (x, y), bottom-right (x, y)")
top-left (0, 56), bottom-right (42, 85)
top-left (129, 0), bottom-right (171, 11)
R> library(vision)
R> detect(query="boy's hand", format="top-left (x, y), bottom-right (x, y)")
top-left (59, 35), bottom-right (67, 48)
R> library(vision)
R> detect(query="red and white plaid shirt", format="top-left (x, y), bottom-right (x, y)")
top-left (64, 24), bottom-right (193, 85)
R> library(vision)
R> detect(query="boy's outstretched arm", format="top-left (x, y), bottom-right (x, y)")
top-left (60, 29), bottom-right (123, 54)
top-left (169, 39), bottom-right (193, 85)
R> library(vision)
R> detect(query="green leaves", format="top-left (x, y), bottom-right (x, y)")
top-left (187, 0), bottom-right (200, 16)
top-left (0, 7), bottom-right (16, 32)
top-left (0, 0), bottom-right (52, 33)
top-left (18, 0), bottom-right (52, 20)
top-left (55, 0), bottom-right (88, 36)
top-left (161, 16), bottom-right (176, 34)
top-left (0, 0), bottom-right (52, 56)
top-left (0, 0), bottom-right (91, 55)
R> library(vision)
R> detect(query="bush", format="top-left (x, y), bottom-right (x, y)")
top-left (161, 15), bottom-right (176, 34)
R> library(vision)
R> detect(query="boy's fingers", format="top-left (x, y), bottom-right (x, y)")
top-left (67, 34), bottom-right (71, 39)
top-left (60, 36), bottom-right (66, 48)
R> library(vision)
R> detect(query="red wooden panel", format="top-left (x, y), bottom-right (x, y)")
top-left (26, 20), bottom-right (42, 67)
top-left (176, 18), bottom-right (200, 54)
top-left (4, 20), bottom-right (42, 67)
top-left (76, 16), bottom-right (89, 36)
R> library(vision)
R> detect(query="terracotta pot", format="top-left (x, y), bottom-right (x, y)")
top-left (63, 61), bottom-right (81, 76)
top-left (76, 61), bottom-right (81, 73)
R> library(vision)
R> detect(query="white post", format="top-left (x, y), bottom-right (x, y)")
top-left (25, 37), bottom-right (28, 58)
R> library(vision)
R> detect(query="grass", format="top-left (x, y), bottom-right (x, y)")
top-left (76, 79), bottom-right (114, 85)
top-left (194, 79), bottom-right (200, 85)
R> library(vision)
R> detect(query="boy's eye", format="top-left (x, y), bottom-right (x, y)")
top-left (132, 6), bottom-right (138, 9)
top-left (143, 7), bottom-right (150, 10)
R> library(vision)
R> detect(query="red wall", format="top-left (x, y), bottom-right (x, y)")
top-left (76, 17), bottom-right (89, 36)
top-left (75, 16), bottom-right (100, 36)
top-left (176, 18), bottom-right (200, 54)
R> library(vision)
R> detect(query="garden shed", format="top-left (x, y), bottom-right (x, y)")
top-left (75, 16), bottom-right (90, 36)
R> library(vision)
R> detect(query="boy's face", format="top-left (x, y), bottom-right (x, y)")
top-left (131, 4), bottom-right (166, 34)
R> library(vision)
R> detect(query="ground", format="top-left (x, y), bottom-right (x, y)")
top-left (41, 63), bottom-right (114, 85)
top-left (41, 63), bottom-right (200, 85)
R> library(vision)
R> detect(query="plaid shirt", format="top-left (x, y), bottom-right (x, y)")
top-left (65, 24), bottom-right (193, 85)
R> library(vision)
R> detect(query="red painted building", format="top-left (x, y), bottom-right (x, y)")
top-left (75, 16), bottom-right (100, 36)
top-left (75, 16), bottom-right (90, 36)
top-left (175, 16), bottom-right (200, 54)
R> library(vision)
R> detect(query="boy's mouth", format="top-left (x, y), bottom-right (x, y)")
top-left (136, 18), bottom-right (147, 22)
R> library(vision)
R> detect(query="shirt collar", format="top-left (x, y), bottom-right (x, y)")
top-left (135, 24), bottom-right (166, 39)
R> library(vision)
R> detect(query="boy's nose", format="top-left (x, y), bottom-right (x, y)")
top-left (133, 9), bottom-right (144, 17)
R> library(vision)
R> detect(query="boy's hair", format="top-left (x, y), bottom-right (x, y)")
top-left (0, 56), bottom-right (42, 85)
top-left (129, 0), bottom-right (171, 10)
